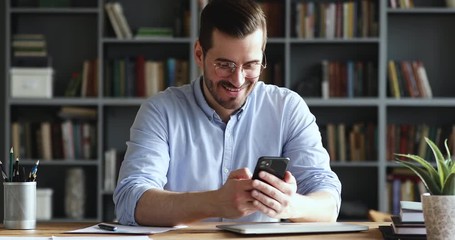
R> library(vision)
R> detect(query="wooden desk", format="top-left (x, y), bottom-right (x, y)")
top-left (0, 222), bottom-right (386, 239)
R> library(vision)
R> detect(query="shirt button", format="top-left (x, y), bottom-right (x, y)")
top-left (224, 168), bottom-right (229, 174)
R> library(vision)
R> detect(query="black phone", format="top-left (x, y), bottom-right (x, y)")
top-left (252, 156), bottom-right (290, 180)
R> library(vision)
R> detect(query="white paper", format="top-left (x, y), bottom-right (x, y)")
top-left (66, 222), bottom-right (186, 235)
top-left (0, 238), bottom-right (50, 240)
top-left (0, 236), bottom-right (149, 240)
top-left (53, 236), bottom-right (149, 240)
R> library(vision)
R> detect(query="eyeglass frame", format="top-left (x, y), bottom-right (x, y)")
top-left (211, 53), bottom-right (267, 78)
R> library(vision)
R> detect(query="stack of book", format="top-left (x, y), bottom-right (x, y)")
top-left (383, 201), bottom-right (426, 238)
top-left (12, 34), bottom-right (47, 57)
top-left (11, 34), bottom-right (52, 67)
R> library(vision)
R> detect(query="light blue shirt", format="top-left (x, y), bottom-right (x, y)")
top-left (114, 77), bottom-right (341, 225)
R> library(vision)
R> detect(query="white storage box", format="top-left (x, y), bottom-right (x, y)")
top-left (36, 188), bottom-right (53, 220)
top-left (10, 67), bottom-right (53, 98)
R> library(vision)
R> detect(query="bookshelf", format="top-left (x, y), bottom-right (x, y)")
top-left (3, 0), bottom-right (455, 221)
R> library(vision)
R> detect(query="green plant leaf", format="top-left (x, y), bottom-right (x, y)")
top-left (395, 153), bottom-right (439, 182)
top-left (426, 137), bottom-right (450, 186)
top-left (442, 172), bottom-right (455, 195)
top-left (396, 159), bottom-right (442, 195)
top-left (444, 139), bottom-right (453, 168)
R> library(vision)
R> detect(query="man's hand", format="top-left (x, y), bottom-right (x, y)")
top-left (251, 170), bottom-right (298, 219)
top-left (215, 168), bottom-right (258, 219)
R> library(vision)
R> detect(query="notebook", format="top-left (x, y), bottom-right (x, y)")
top-left (216, 222), bottom-right (369, 235)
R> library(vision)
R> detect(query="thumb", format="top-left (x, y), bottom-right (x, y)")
top-left (284, 171), bottom-right (296, 184)
top-left (228, 168), bottom-right (252, 180)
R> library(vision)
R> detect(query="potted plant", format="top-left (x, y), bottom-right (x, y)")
top-left (395, 137), bottom-right (455, 240)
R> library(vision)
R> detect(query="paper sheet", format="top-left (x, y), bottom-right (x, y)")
top-left (66, 222), bottom-right (186, 235)
top-left (0, 237), bottom-right (148, 240)
top-left (0, 238), bottom-right (50, 240)
top-left (53, 237), bottom-right (149, 240)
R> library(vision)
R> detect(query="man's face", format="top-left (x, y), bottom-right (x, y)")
top-left (198, 29), bottom-right (264, 113)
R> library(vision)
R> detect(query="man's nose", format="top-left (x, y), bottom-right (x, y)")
top-left (231, 66), bottom-right (246, 87)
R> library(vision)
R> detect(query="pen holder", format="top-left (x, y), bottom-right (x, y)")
top-left (3, 182), bottom-right (36, 229)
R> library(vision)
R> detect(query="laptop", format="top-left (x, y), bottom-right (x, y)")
top-left (216, 222), bottom-right (369, 235)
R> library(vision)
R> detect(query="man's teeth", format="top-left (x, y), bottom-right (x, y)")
top-left (223, 83), bottom-right (241, 92)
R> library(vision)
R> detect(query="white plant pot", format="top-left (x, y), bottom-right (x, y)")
top-left (422, 193), bottom-right (455, 240)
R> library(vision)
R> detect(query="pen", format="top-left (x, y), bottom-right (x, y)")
top-left (9, 147), bottom-right (13, 182)
top-left (98, 223), bottom-right (118, 231)
top-left (28, 160), bottom-right (40, 182)
top-left (0, 161), bottom-right (8, 181)
top-left (13, 157), bottom-right (20, 182)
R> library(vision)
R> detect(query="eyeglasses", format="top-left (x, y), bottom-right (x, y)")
top-left (212, 54), bottom-right (267, 78)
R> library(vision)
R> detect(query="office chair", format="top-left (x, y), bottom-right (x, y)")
top-left (368, 209), bottom-right (392, 222)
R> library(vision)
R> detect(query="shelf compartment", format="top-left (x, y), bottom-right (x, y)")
top-left (387, 14), bottom-right (455, 97)
top-left (35, 165), bottom-right (98, 220)
top-left (103, 106), bottom-right (139, 152)
top-left (10, 14), bottom-right (98, 97)
top-left (334, 166), bottom-right (378, 220)
top-left (290, 43), bottom-right (379, 98)
top-left (312, 106), bottom-right (378, 163)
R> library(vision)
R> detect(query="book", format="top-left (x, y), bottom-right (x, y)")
top-left (391, 215), bottom-right (426, 235)
top-left (400, 61), bottom-right (420, 97)
top-left (61, 120), bottom-right (75, 160)
top-left (81, 123), bottom-right (92, 160)
top-left (135, 55), bottom-right (146, 97)
top-left (40, 121), bottom-right (53, 161)
top-left (379, 225), bottom-right (426, 240)
top-left (134, 27), bottom-right (173, 39)
top-left (58, 106), bottom-right (97, 119)
top-left (400, 201), bottom-right (424, 222)
top-left (110, 2), bottom-right (133, 39)
top-left (326, 123), bottom-right (337, 160)
top-left (387, 60), bottom-right (400, 98)
top-left (80, 60), bottom-right (90, 97)
top-left (415, 61), bottom-right (432, 98)
top-left (104, 3), bottom-right (124, 39)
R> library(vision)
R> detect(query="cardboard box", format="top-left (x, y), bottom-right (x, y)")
top-left (10, 67), bottom-right (53, 98)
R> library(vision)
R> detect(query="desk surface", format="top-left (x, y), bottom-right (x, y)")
top-left (0, 222), bottom-right (387, 239)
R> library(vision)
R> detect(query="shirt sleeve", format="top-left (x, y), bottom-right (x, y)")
top-left (282, 92), bottom-right (342, 214)
top-left (113, 100), bottom-right (170, 225)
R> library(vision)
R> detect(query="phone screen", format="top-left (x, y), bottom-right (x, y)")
top-left (252, 156), bottom-right (289, 180)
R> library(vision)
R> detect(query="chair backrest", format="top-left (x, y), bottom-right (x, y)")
top-left (368, 209), bottom-right (392, 222)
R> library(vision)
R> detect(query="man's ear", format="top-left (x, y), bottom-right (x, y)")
top-left (194, 40), bottom-right (204, 68)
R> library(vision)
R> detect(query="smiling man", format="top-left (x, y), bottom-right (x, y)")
top-left (114, 0), bottom-right (341, 227)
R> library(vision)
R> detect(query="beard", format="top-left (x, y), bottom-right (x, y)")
top-left (202, 67), bottom-right (256, 111)
top-left (203, 75), bottom-right (242, 110)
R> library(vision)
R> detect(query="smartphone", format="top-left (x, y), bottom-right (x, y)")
top-left (252, 156), bottom-right (290, 180)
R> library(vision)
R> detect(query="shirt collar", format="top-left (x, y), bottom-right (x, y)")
top-left (193, 76), bottom-right (251, 121)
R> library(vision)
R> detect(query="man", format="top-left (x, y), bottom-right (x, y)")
top-left (114, 0), bottom-right (341, 227)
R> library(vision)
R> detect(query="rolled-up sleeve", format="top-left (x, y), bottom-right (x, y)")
top-left (282, 93), bottom-right (342, 214)
top-left (113, 100), bottom-right (170, 225)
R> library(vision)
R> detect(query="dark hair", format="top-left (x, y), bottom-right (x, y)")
top-left (199, 0), bottom-right (267, 53)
